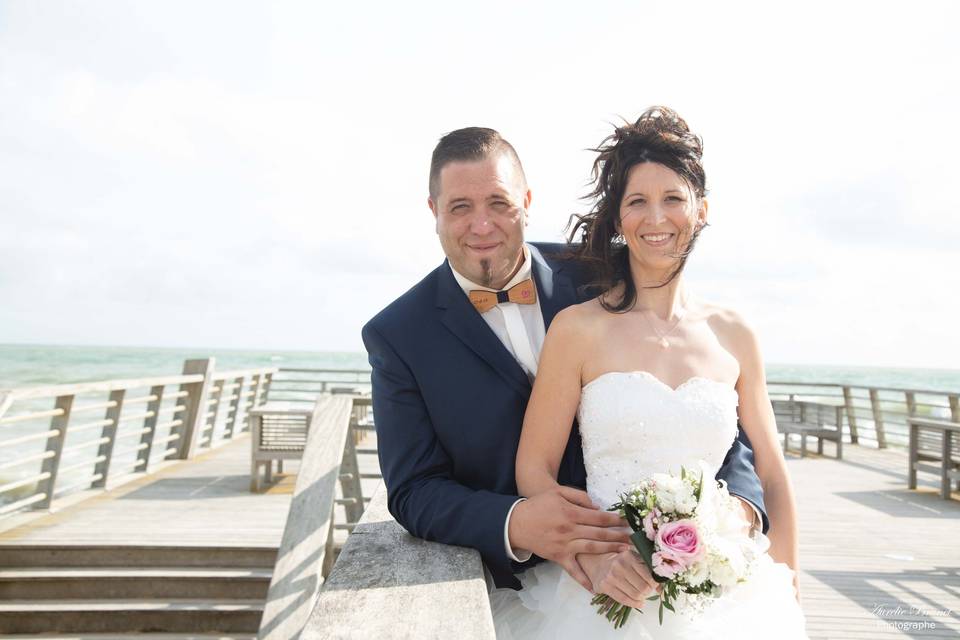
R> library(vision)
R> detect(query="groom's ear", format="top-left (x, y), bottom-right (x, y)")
top-left (428, 197), bottom-right (439, 232)
top-left (522, 189), bottom-right (532, 226)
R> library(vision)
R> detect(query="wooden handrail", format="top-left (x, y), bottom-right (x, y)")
top-left (304, 482), bottom-right (495, 640)
top-left (2, 375), bottom-right (205, 400)
top-left (257, 394), bottom-right (355, 640)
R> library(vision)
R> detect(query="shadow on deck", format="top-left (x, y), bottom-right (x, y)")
top-left (789, 444), bottom-right (960, 638)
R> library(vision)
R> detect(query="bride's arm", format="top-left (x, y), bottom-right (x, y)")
top-left (515, 306), bottom-right (589, 497)
top-left (725, 314), bottom-right (800, 574)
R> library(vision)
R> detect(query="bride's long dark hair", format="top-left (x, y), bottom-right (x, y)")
top-left (567, 106), bottom-right (708, 313)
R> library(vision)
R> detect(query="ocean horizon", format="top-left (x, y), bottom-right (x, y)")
top-left (1, 343), bottom-right (959, 393)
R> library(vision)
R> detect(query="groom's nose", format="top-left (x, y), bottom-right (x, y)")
top-left (468, 210), bottom-right (495, 235)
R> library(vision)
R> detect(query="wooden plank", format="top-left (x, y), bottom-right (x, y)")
top-left (304, 482), bottom-right (495, 640)
top-left (257, 395), bottom-right (354, 640)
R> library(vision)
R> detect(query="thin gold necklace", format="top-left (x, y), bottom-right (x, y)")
top-left (641, 302), bottom-right (687, 349)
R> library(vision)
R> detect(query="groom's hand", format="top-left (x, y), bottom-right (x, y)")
top-left (508, 486), bottom-right (630, 591)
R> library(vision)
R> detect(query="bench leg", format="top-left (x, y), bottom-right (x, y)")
top-left (277, 459), bottom-right (284, 474)
top-left (908, 426), bottom-right (919, 490)
top-left (942, 431), bottom-right (952, 499)
top-left (783, 432), bottom-right (789, 454)
top-left (251, 461), bottom-right (261, 492)
top-left (264, 460), bottom-right (273, 485)
top-left (818, 438), bottom-right (824, 455)
top-left (836, 435), bottom-right (843, 460)
top-left (801, 434), bottom-right (808, 458)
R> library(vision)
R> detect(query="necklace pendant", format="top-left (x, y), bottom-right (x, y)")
top-left (659, 337), bottom-right (670, 349)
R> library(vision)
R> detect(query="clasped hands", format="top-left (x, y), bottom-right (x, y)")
top-left (507, 485), bottom-right (660, 609)
top-left (509, 485), bottom-right (756, 610)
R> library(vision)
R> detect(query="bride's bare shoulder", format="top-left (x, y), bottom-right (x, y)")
top-left (547, 297), bottom-right (608, 343)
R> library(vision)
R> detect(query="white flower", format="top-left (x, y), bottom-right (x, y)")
top-left (708, 553), bottom-right (739, 588)
top-left (683, 560), bottom-right (710, 587)
top-left (652, 473), bottom-right (697, 514)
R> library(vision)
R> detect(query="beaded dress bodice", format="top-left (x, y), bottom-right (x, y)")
top-left (577, 371), bottom-right (740, 510)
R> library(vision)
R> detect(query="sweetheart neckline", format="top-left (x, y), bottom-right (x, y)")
top-left (581, 370), bottom-right (736, 394)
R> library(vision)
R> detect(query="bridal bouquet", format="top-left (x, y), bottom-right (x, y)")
top-left (591, 462), bottom-right (758, 628)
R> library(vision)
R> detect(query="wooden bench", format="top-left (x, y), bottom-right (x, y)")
top-left (772, 399), bottom-right (844, 459)
top-left (248, 401), bottom-right (315, 491)
top-left (908, 416), bottom-right (960, 500)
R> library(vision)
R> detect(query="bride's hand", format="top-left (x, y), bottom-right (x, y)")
top-left (578, 549), bottom-right (660, 610)
top-left (508, 486), bottom-right (630, 591)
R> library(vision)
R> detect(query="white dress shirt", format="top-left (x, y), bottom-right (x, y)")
top-left (450, 244), bottom-right (542, 562)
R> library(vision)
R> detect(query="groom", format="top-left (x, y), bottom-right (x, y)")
top-left (361, 127), bottom-right (767, 593)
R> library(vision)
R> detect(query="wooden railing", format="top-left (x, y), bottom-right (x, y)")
top-left (257, 391), bottom-right (491, 640)
top-left (264, 368), bottom-right (371, 404)
top-left (767, 381), bottom-right (960, 449)
top-left (0, 358), bottom-right (276, 517)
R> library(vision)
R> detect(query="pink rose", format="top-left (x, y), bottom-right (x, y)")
top-left (652, 551), bottom-right (683, 578)
top-left (654, 519), bottom-right (703, 570)
top-left (642, 509), bottom-right (661, 540)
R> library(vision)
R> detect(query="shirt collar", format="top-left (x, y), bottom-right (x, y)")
top-left (449, 244), bottom-right (533, 296)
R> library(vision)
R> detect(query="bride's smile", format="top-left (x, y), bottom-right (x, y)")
top-left (618, 161), bottom-right (707, 278)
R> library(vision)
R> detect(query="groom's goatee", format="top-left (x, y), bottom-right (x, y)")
top-left (479, 259), bottom-right (493, 287)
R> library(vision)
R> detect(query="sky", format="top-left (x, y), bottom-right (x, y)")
top-left (0, 1), bottom-right (957, 368)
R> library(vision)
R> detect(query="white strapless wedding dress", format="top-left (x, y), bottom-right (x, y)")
top-left (491, 371), bottom-right (808, 639)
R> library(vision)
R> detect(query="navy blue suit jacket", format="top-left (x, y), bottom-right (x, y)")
top-left (361, 243), bottom-right (766, 590)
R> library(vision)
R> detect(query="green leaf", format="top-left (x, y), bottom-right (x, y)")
top-left (630, 532), bottom-right (669, 584)
top-left (622, 503), bottom-right (641, 529)
top-left (658, 600), bottom-right (665, 625)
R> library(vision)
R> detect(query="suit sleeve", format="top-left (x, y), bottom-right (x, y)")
top-left (361, 322), bottom-right (521, 577)
top-left (716, 425), bottom-right (770, 533)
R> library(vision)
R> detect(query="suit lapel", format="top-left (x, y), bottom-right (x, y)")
top-left (436, 262), bottom-right (531, 396)
top-left (529, 244), bottom-right (578, 331)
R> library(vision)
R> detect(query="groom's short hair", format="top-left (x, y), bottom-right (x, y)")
top-left (428, 127), bottom-right (527, 200)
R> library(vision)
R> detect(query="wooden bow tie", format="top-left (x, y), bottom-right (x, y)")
top-left (468, 279), bottom-right (537, 313)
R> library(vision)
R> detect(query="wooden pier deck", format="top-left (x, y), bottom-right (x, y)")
top-left (789, 445), bottom-right (959, 638)
top-left (1, 435), bottom-right (956, 638)
top-left (0, 435), bottom-right (296, 549)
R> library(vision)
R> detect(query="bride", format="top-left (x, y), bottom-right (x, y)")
top-left (491, 107), bottom-right (808, 638)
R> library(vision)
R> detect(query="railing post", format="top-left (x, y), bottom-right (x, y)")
top-left (244, 373), bottom-right (263, 433)
top-left (338, 418), bottom-right (366, 526)
top-left (203, 378), bottom-right (226, 449)
top-left (0, 391), bottom-right (12, 422)
top-left (260, 372), bottom-right (274, 404)
top-left (137, 385), bottom-right (165, 472)
top-left (869, 388), bottom-right (887, 449)
top-left (224, 376), bottom-right (244, 439)
top-left (36, 394), bottom-right (74, 509)
top-left (169, 358), bottom-right (216, 460)
top-left (950, 394), bottom-right (960, 423)
top-left (905, 391), bottom-right (917, 416)
top-left (842, 386), bottom-right (859, 444)
top-left (92, 389), bottom-right (126, 489)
